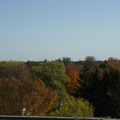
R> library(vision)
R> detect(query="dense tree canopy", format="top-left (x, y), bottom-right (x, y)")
top-left (32, 61), bottom-right (69, 101)
top-left (0, 77), bottom-right (58, 116)
top-left (95, 67), bottom-right (120, 118)
top-left (0, 61), bottom-right (30, 80)
top-left (1, 56), bottom-right (120, 118)
top-left (51, 95), bottom-right (94, 117)
top-left (76, 58), bottom-right (120, 118)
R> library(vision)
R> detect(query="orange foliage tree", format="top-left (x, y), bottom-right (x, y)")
top-left (0, 77), bottom-right (58, 116)
top-left (65, 64), bottom-right (82, 95)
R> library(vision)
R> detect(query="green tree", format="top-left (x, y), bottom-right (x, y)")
top-left (62, 57), bottom-right (72, 66)
top-left (0, 61), bottom-right (6, 78)
top-left (51, 95), bottom-right (94, 117)
top-left (82, 64), bottom-right (120, 118)
top-left (78, 57), bottom-right (98, 100)
top-left (81, 66), bottom-right (102, 116)
top-left (82, 56), bottom-right (97, 89)
top-left (83, 56), bottom-right (96, 70)
top-left (32, 61), bottom-right (69, 101)
top-left (0, 61), bottom-right (30, 80)
top-left (95, 67), bottom-right (120, 118)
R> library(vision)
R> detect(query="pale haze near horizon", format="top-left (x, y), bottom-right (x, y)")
top-left (0, 0), bottom-right (120, 61)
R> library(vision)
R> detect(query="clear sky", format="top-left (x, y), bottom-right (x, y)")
top-left (0, 0), bottom-right (120, 61)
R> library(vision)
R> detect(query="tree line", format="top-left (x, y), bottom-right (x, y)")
top-left (0, 56), bottom-right (120, 118)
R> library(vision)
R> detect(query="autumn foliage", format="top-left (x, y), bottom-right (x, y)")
top-left (2, 57), bottom-right (120, 118)
top-left (65, 64), bottom-right (82, 94)
top-left (108, 57), bottom-right (120, 71)
top-left (0, 77), bottom-right (58, 116)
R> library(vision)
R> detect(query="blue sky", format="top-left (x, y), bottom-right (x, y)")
top-left (0, 0), bottom-right (120, 61)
